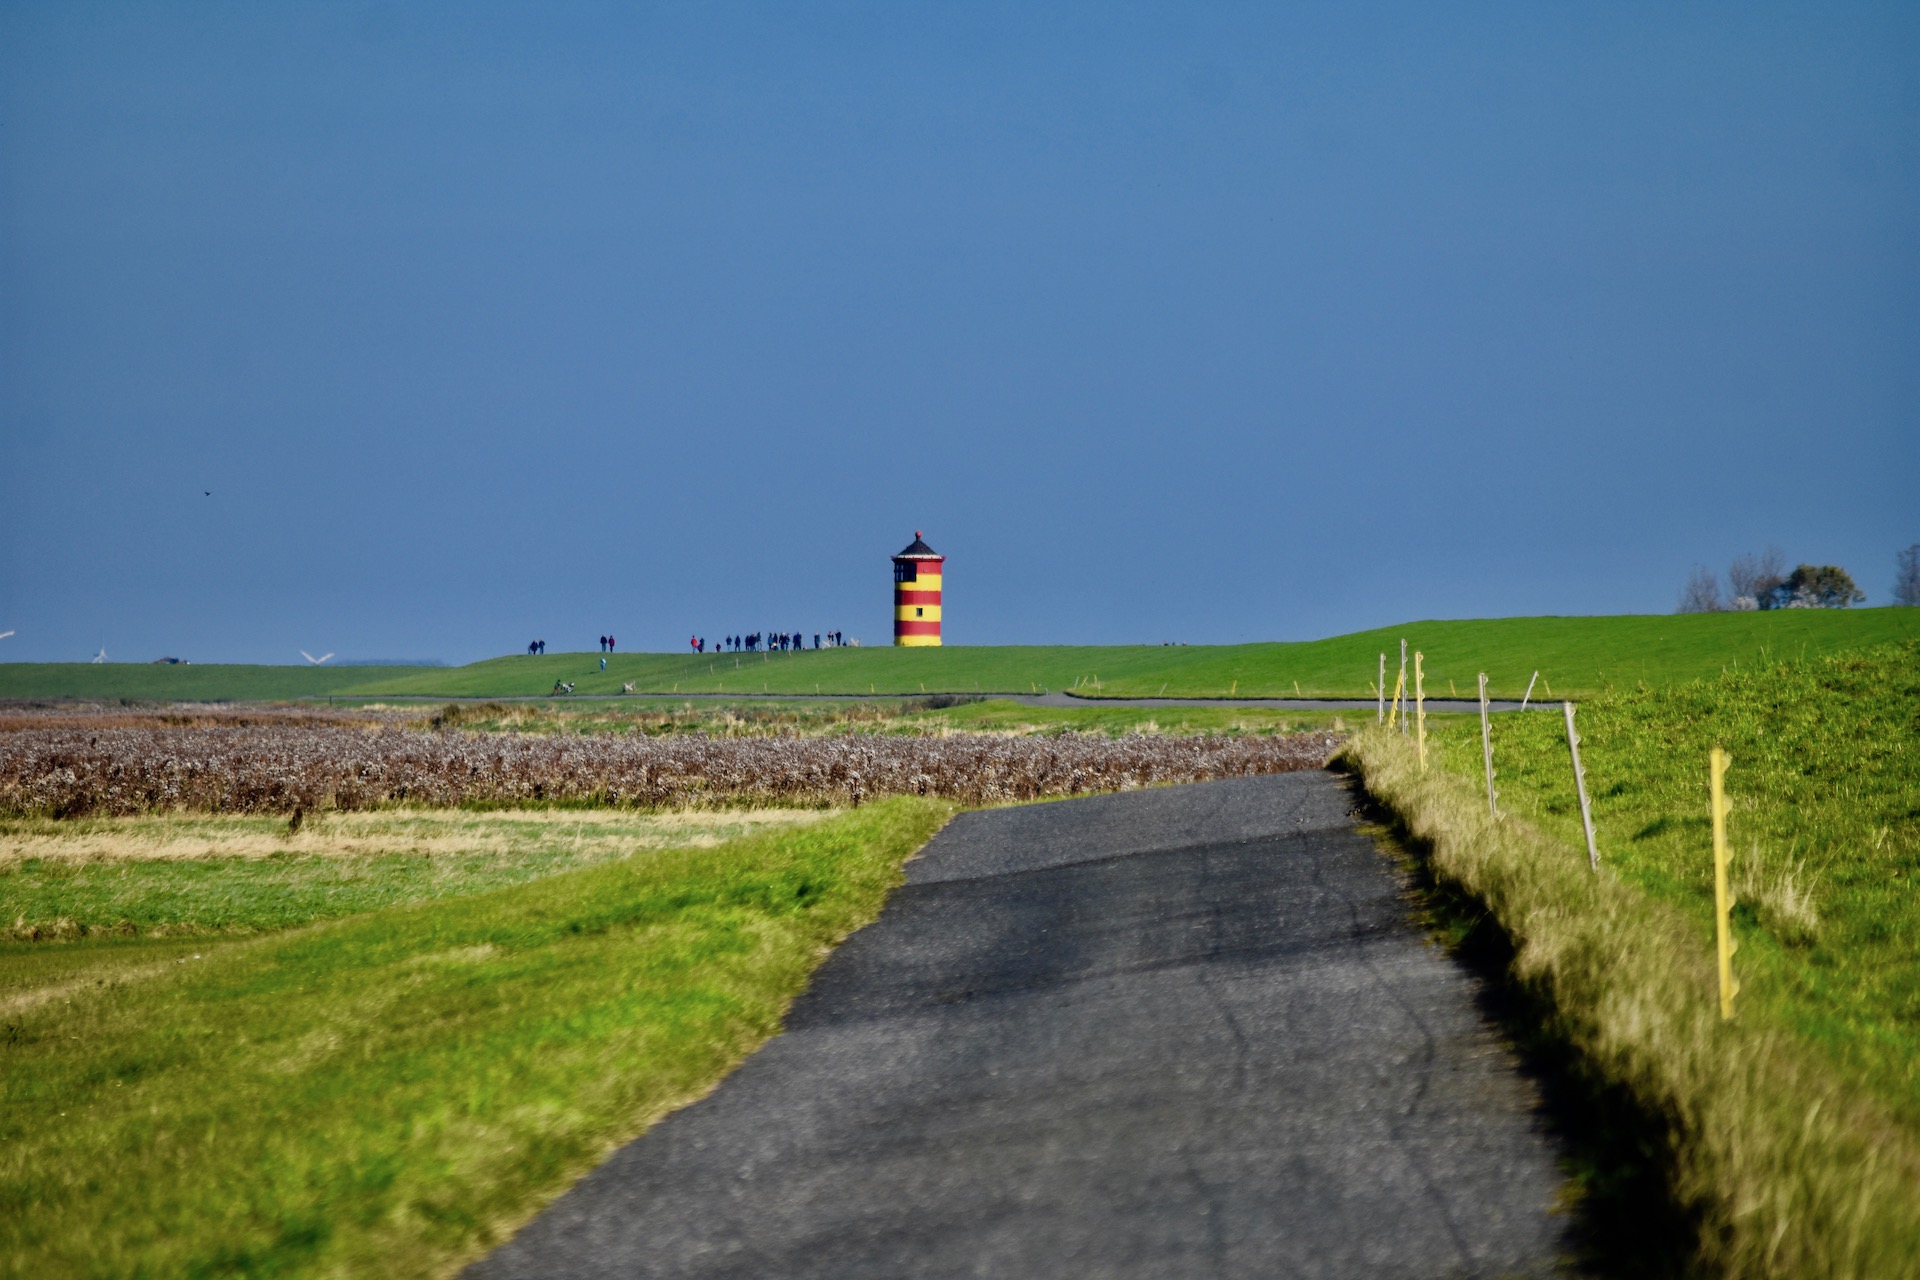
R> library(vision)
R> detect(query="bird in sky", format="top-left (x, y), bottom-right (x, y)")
top-left (203, 491), bottom-right (212, 497)
top-left (300, 650), bottom-right (335, 665)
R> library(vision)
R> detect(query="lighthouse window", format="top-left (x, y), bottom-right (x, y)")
top-left (894, 562), bottom-right (916, 584)
top-left (915, 607), bottom-right (924, 617)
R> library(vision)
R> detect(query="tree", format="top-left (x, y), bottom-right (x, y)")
top-left (1727, 547), bottom-right (1785, 611)
top-left (1895, 544), bottom-right (1920, 608)
top-left (1770, 564), bottom-right (1865, 609)
top-left (1677, 566), bottom-right (1723, 613)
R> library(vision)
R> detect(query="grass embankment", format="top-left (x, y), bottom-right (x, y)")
top-left (5, 610), bottom-right (1914, 703)
top-left (0, 807), bottom-right (824, 941)
top-left (0, 663), bottom-right (430, 702)
top-left (343, 610), bottom-right (1920, 700)
top-left (0, 799), bottom-right (951, 1278)
top-left (1340, 642), bottom-right (1920, 1276)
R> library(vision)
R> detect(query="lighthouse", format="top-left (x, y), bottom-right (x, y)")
top-left (892, 532), bottom-right (945, 647)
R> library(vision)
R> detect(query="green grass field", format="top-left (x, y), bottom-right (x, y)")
top-left (1341, 640), bottom-right (1920, 1276)
top-left (0, 808), bottom-right (826, 941)
top-left (0, 662), bottom-right (434, 702)
top-left (0, 799), bottom-right (949, 1278)
top-left (5, 609), bottom-right (1914, 703)
top-left (1428, 640), bottom-right (1920, 1127)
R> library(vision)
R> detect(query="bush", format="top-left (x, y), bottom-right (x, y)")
top-left (1767, 564), bottom-right (1865, 610)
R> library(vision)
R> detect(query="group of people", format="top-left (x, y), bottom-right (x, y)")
top-left (689, 631), bottom-right (851, 654)
top-left (523, 631), bottom-right (861, 657)
top-left (523, 637), bottom-right (618, 655)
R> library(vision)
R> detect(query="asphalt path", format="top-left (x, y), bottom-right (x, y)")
top-left (467, 772), bottom-right (1571, 1279)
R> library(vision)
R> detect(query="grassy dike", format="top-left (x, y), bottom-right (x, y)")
top-left (344, 610), bottom-right (1920, 700)
top-left (6, 609), bottom-right (1915, 703)
top-left (1336, 644), bottom-right (1920, 1277)
top-left (0, 799), bottom-right (951, 1279)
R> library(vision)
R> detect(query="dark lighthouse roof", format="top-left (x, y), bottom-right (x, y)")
top-left (893, 531), bottom-right (942, 560)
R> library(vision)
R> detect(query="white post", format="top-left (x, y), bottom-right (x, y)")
top-left (1479, 673), bottom-right (1497, 820)
top-left (1521, 671), bottom-right (1539, 710)
top-left (1414, 651), bottom-right (1427, 769)
top-left (1564, 701), bottom-right (1599, 871)
top-left (1398, 640), bottom-right (1410, 736)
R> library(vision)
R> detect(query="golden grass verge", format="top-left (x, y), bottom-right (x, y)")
top-left (0, 806), bottom-right (828, 867)
top-left (1338, 727), bottom-right (1920, 1278)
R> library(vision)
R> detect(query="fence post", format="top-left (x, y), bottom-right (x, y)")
top-left (1521, 671), bottom-right (1539, 709)
top-left (1377, 653), bottom-right (1386, 724)
top-left (1711, 747), bottom-right (1738, 1020)
top-left (1414, 651), bottom-right (1427, 770)
top-left (1387, 666), bottom-right (1405, 730)
top-left (1398, 640), bottom-right (1409, 736)
top-left (1478, 673), bottom-right (1496, 819)
top-left (1563, 701), bottom-right (1598, 872)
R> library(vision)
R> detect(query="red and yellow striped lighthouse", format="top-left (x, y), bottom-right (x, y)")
top-left (892, 532), bottom-right (945, 647)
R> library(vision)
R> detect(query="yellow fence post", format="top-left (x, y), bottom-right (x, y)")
top-left (1711, 746), bottom-right (1739, 1021)
top-left (1377, 653), bottom-right (1386, 725)
top-left (1387, 668), bottom-right (1405, 729)
top-left (1414, 651), bottom-right (1427, 770)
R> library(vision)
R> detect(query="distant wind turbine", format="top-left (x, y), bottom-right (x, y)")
top-left (300, 650), bottom-right (335, 665)
top-left (91, 647), bottom-right (107, 663)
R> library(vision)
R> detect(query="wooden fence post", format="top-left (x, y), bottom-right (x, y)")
top-left (1478, 672), bottom-right (1497, 819)
top-left (1563, 701), bottom-right (1598, 872)
top-left (1398, 640), bottom-right (1410, 736)
top-left (1414, 651), bottom-right (1427, 770)
top-left (1711, 747), bottom-right (1739, 1020)
top-left (1377, 653), bottom-right (1386, 725)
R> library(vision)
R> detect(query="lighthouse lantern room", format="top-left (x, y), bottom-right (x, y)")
top-left (891, 532), bottom-right (945, 647)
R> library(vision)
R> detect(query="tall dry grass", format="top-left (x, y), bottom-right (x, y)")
top-left (1339, 728), bottom-right (1920, 1277)
top-left (0, 723), bottom-right (1337, 817)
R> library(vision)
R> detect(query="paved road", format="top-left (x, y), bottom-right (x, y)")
top-left (467, 772), bottom-right (1571, 1279)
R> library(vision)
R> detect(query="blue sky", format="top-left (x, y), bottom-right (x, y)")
top-left (2, 1), bottom-right (1915, 663)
